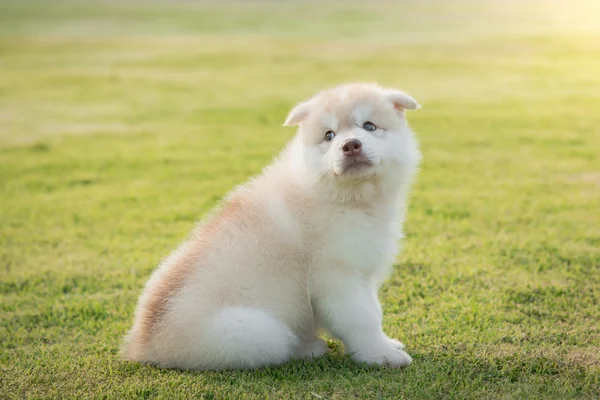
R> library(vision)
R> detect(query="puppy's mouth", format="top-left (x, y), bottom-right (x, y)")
top-left (339, 157), bottom-right (375, 175)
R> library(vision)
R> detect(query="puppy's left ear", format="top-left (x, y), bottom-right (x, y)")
top-left (385, 89), bottom-right (421, 112)
top-left (283, 99), bottom-right (314, 127)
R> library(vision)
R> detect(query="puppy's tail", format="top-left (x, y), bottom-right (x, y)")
top-left (204, 307), bottom-right (298, 369)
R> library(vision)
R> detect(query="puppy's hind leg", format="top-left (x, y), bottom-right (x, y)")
top-left (204, 307), bottom-right (298, 370)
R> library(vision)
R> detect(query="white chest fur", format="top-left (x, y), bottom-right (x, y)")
top-left (311, 204), bottom-right (402, 282)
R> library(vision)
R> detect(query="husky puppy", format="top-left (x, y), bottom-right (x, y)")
top-left (122, 83), bottom-right (421, 370)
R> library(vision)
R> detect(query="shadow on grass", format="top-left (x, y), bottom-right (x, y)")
top-left (115, 347), bottom-right (595, 399)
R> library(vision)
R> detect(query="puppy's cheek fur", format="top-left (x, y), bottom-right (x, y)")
top-left (302, 145), bottom-right (330, 178)
top-left (382, 132), bottom-right (408, 162)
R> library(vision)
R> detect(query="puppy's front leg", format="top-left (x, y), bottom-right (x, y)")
top-left (314, 272), bottom-right (412, 367)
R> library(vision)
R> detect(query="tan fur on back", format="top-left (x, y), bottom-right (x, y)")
top-left (122, 198), bottom-right (245, 360)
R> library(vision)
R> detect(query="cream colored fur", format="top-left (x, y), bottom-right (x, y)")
top-left (122, 83), bottom-right (422, 370)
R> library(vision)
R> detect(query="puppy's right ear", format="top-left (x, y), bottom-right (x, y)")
top-left (283, 99), bottom-right (314, 127)
top-left (385, 89), bottom-right (421, 112)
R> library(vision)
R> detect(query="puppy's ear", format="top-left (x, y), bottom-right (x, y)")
top-left (283, 99), bottom-right (314, 127)
top-left (385, 89), bottom-right (421, 112)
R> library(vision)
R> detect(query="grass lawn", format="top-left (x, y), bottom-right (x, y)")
top-left (1, 0), bottom-right (600, 398)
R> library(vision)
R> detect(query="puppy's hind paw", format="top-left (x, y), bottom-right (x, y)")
top-left (293, 338), bottom-right (329, 360)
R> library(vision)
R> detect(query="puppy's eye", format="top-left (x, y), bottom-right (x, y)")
top-left (363, 121), bottom-right (377, 132)
top-left (324, 131), bottom-right (336, 141)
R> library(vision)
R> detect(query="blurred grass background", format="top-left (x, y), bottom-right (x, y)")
top-left (1, 0), bottom-right (599, 398)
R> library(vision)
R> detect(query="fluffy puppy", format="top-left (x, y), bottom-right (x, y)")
top-left (122, 83), bottom-right (422, 370)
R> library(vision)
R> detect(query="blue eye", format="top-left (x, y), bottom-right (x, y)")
top-left (363, 121), bottom-right (376, 132)
top-left (324, 131), bottom-right (336, 141)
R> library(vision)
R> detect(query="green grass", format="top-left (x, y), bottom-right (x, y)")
top-left (1, 0), bottom-right (600, 398)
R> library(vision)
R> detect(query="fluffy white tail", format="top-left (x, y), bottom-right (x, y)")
top-left (202, 307), bottom-right (298, 369)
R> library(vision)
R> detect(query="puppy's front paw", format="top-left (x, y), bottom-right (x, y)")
top-left (353, 345), bottom-right (412, 368)
top-left (386, 337), bottom-right (406, 350)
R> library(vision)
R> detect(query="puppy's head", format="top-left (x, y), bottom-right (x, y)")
top-left (284, 83), bottom-right (421, 198)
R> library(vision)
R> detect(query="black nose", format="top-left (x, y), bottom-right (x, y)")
top-left (342, 139), bottom-right (362, 157)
